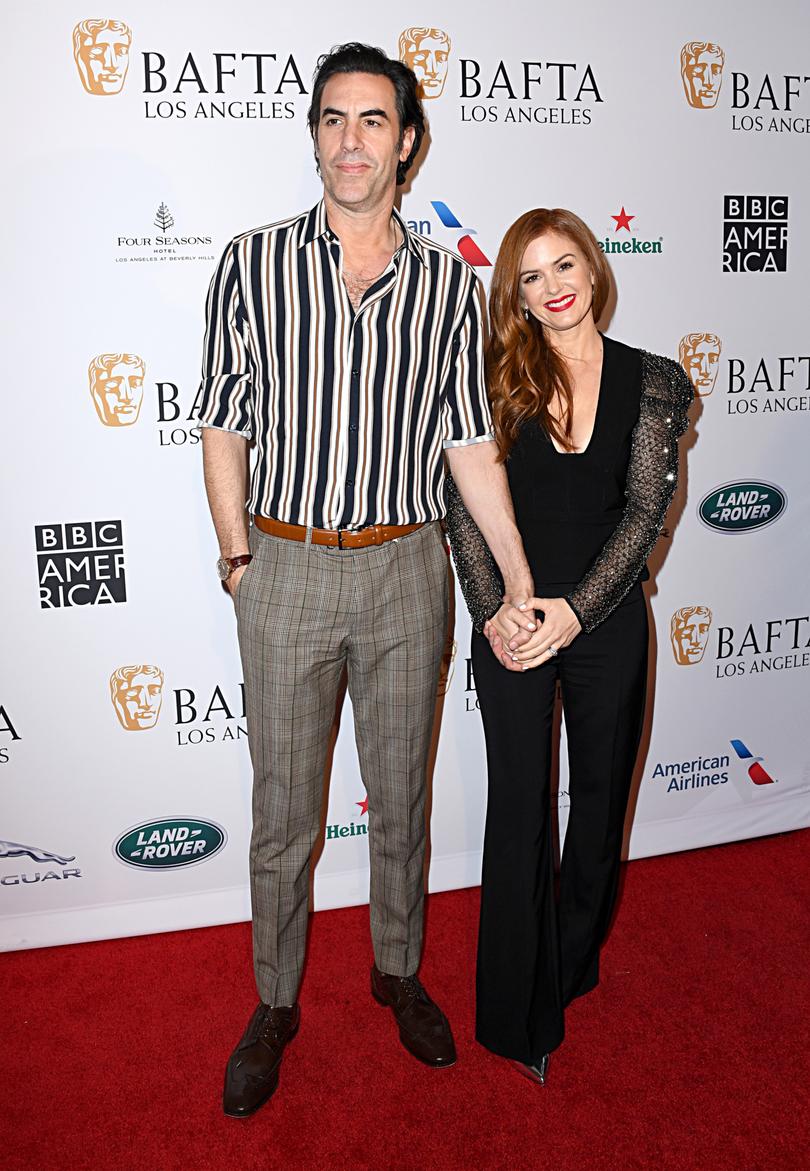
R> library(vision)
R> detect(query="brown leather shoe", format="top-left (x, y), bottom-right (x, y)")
top-left (371, 965), bottom-right (456, 1067)
top-left (222, 1002), bottom-right (300, 1118)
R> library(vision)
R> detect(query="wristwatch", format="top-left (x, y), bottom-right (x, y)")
top-left (216, 554), bottom-right (253, 581)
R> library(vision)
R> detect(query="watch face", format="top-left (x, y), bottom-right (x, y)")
top-left (216, 557), bottom-right (230, 581)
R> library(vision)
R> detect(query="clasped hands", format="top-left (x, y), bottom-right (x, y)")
top-left (484, 593), bottom-right (582, 672)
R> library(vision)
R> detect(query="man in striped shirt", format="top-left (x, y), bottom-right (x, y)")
top-left (199, 43), bottom-right (533, 1117)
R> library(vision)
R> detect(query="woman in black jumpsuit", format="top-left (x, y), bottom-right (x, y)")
top-left (445, 209), bottom-right (692, 1081)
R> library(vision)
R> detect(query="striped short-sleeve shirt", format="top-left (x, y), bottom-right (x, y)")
top-left (198, 200), bottom-right (493, 529)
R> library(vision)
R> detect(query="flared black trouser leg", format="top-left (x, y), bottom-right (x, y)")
top-left (473, 587), bottom-right (648, 1062)
top-left (472, 633), bottom-right (561, 1061)
top-left (557, 590), bottom-right (648, 1005)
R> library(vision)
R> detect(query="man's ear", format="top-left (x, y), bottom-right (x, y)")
top-left (399, 124), bottom-right (416, 162)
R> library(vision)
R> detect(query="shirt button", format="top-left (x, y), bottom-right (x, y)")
top-left (351, 368), bottom-right (360, 377)
top-left (349, 423), bottom-right (358, 432)
top-left (346, 478), bottom-right (354, 487)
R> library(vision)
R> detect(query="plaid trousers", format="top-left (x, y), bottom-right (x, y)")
top-left (235, 522), bottom-right (449, 1006)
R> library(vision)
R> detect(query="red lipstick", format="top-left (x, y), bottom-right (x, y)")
top-left (544, 293), bottom-right (576, 313)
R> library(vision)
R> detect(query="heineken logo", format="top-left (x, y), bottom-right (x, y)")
top-left (597, 207), bottom-right (663, 258)
top-left (698, 480), bottom-right (786, 533)
top-left (325, 795), bottom-right (369, 842)
top-left (115, 817), bottom-right (226, 869)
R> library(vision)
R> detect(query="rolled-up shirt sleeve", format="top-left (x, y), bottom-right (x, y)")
top-left (197, 241), bottom-right (253, 437)
top-left (442, 275), bottom-right (494, 449)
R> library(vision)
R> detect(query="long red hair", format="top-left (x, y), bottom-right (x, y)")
top-left (487, 208), bottom-right (611, 457)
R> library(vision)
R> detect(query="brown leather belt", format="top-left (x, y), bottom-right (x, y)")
top-left (253, 514), bottom-right (425, 549)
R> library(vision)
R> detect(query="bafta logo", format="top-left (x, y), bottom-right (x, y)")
top-left (89, 353), bottom-right (145, 426)
top-left (680, 42), bottom-right (725, 109)
top-left (398, 27), bottom-right (451, 99)
top-left (678, 333), bottom-right (722, 396)
top-left (73, 19), bottom-right (132, 95)
top-left (670, 607), bottom-right (713, 666)
top-left (110, 665), bottom-right (164, 730)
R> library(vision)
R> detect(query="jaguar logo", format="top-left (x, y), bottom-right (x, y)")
top-left (0, 839), bottom-right (76, 865)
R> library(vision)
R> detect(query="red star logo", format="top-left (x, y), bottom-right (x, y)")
top-left (356, 796), bottom-right (369, 816)
top-left (611, 207), bottom-right (635, 232)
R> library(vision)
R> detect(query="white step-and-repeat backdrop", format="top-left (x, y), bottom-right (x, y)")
top-left (2, 1), bottom-right (808, 950)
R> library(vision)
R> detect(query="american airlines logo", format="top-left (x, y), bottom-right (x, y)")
top-left (730, 739), bottom-right (777, 785)
top-left (430, 201), bottom-right (492, 266)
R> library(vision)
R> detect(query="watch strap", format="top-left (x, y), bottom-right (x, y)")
top-left (217, 553), bottom-right (252, 581)
top-left (227, 554), bottom-right (253, 573)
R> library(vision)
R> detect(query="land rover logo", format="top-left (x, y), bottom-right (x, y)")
top-left (114, 818), bottom-right (226, 869)
top-left (698, 481), bottom-right (786, 533)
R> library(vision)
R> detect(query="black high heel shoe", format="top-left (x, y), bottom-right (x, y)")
top-left (509, 1054), bottom-right (550, 1086)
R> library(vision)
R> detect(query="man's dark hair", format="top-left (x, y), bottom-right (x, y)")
top-left (308, 42), bottom-right (426, 186)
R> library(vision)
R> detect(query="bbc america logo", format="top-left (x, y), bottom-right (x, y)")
top-left (35, 520), bottom-right (126, 609)
top-left (723, 196), bottom-right (788, 272)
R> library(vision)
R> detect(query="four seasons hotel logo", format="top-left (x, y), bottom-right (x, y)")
top-left (73, 19), bottom-right (132, 95)
top-left (679, 334), bottom-right (722, 397)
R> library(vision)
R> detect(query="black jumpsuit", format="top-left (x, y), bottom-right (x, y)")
top-left (445, 337), bottom-right (692, 1060)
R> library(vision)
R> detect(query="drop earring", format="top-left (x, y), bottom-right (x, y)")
top-left (522, 306), bottom-right (529, 321)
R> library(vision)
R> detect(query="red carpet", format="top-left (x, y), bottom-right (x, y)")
top-left (3, 831), bottom-right (809, 1171)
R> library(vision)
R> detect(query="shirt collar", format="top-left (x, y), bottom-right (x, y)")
top-left (298, 200), bottom-right (332, 247)
top-left (298, 200), bottom-right (429, 267)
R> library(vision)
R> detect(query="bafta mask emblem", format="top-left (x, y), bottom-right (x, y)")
top-left (89, 353), bottom-right (145, 426)
top-left (670, 607), bottom-right (713, 665)
top-left (678, 333), bottom-right (722, 396)
top-left (73, 19), bottom-right (132, 95)
top-left (399, 27), bottom-right (452, 99)
top-left (680, 41), bottom-right (725, 109)
top-left (110, 665), bottom-right (164, 730)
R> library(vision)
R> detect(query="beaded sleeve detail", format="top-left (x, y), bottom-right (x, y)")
top-left (444, 472), bottom-right (504, 634)
top-left (444, 349), bottom-right (693, 636)
top-left (566, 350), bottom-right (693, 632)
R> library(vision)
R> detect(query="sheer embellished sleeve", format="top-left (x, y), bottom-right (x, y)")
top-left (444, 472), bottom-right (504, 633)
top-left (566, 351), bottom-right (693, 633)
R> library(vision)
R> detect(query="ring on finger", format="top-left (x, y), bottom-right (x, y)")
top-left (548, 644), bottom-right (558, 657)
